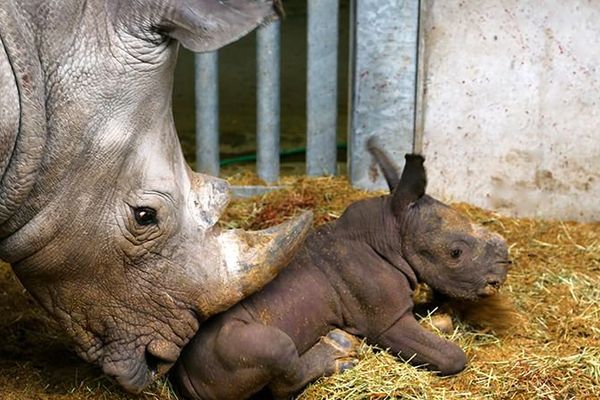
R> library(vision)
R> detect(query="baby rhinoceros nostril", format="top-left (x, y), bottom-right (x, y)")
top-left (487, 279), bottom-right (501, 289)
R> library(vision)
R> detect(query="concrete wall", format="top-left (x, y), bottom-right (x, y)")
top-left (420, 0), bottom-right (599, 222)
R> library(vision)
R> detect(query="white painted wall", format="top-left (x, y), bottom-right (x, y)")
top-left (420, 0), bottom-right (599, 221)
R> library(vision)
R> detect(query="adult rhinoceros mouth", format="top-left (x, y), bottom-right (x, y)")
top-left (145, 338), bottom-right (182, 376)
top-left (102, 356), bottom-right (154, 393)
top-left (102, 343), bottom-right (181, 393)
top-left (95, 321), bottom-right (197, 393)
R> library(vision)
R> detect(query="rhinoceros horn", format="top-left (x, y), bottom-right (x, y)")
top-left (198, 211), bottom-right (313, 315)
top-left (182, 171), bottom-right (312, 316)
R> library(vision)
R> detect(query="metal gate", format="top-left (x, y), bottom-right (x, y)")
top-left (194, 0), bottom-right (421, 193)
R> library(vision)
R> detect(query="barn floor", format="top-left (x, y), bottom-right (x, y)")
top-left (0, 175), bottom-right (598, 399)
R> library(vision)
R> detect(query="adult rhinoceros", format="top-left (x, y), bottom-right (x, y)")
top-left (0, 0), bottom-right (310, 393)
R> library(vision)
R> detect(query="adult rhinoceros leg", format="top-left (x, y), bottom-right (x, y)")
top-left (374, 313), bottom-right (467, 376)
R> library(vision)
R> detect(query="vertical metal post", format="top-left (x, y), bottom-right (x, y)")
top-left (348, 0), bottom-right (420, 190)
top-left (413, 0), bottom-right (425, 154)
top-left (195, 51), bottom-right (220, 176)
top-left (307, 0), bottom-right (339, 176)
top-left (256, 21), bottom-right (281, 184)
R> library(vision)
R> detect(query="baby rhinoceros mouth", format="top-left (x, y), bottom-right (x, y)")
top-left (477, 259), bottom-right (512, 298)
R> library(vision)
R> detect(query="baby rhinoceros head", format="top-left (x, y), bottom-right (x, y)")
top-left (400, 196), bottom-right (510, 300)
top-left (368, 139), bottom-right (511, 301)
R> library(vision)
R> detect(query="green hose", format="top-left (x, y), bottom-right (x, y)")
top-left (220, 142), bottom-right (347, 166)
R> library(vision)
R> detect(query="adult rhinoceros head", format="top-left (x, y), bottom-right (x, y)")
top-left (0, 0), bottom-right (306, 393)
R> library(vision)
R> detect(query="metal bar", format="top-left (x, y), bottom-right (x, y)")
top-left (348, 0), bottom-right (420, 190)
top-left (231, 185), bottom-right (286, 198)
top-left (413, 0), bottom-right (425, 154)
top-left (256, 21), bottom-right (281, 184)
top-left (307, 0), bottom-right (339, 176)
top-left (195, 51), bottom-right (219, 176)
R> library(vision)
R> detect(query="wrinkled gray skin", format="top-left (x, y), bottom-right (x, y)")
top-left (0, 0), bottom-right (312, 393)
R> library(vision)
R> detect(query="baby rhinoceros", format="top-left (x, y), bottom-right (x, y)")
top-left (171, 142), bottom-right (511, 400)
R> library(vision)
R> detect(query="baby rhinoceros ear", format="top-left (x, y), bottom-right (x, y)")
top-left (391, 154), bottom-right (427, 216)
top-left (366, 137), bottom-right (401, 191)
top-left (160, 0), bottom-right (281, 52)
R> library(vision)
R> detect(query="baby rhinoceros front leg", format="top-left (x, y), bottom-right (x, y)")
top-left (376, 313), bottom-right (467, 376)
top-left (172, 321), bottom-right (360, 400)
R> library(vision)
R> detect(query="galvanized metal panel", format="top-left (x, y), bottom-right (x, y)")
top-left (195, 51), bottom-right (220, 176)
top-left (348, 0), bottom-right (420, 190)
top-left (307, 0), bottom-right (340, 176)
top-left (256, 21), bottom-right (281, 184)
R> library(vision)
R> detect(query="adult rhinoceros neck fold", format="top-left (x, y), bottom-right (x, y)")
top-left (0, 2), bottom-right (48, 234)
top-left (196, 211), bottom-right (313, 316)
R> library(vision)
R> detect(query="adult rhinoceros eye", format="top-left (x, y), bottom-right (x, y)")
top-left (133, 207), bottom-right (158, 226)
top-left (450, 248), bottom-right (462, 259)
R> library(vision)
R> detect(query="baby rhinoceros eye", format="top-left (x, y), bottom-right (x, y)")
top-left (450, 248), bottom-right (462, 259)
top-left (133, 207), bottom-right (158, 226)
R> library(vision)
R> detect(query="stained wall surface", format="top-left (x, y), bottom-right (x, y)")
top-left (420, 0), bottom-right (599, 221)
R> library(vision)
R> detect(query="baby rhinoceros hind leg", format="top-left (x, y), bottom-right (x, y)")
top-left (172, 322), bottom-right (360, 400)
top-left (269, 329), bottom-right (361, 399)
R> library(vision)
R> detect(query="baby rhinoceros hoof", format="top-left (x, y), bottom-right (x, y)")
top-left (423, 313), bottom-right (454, 335)
top-left (316, 329), bottom-right (361, 375)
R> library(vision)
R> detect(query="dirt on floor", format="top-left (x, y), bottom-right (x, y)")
top-left (0, 175), bottom-right (598, 399)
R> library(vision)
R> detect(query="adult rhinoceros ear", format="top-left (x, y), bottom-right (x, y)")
top-left (159, 0), bottom-right (282, 52)
top-left (391, 154), bottom-right (427, 216)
